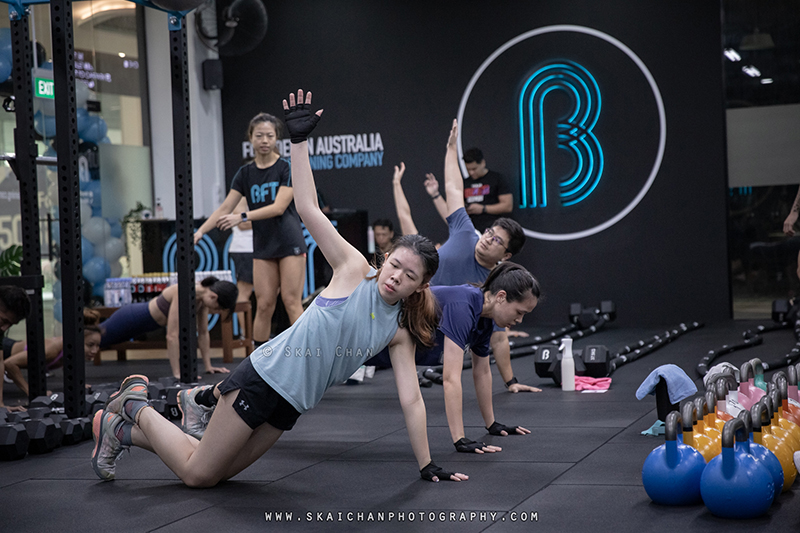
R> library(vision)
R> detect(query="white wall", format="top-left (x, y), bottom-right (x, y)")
top-left (145, 9), bottom-right (225, 219)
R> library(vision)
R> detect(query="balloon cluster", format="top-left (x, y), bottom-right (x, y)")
top-left (29, 50), bottom-right (120, 319)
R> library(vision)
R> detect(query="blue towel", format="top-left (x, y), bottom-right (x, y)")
top-left (635, 364), bottom-right (697, 404)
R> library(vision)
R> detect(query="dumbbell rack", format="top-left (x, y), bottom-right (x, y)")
top-left (0, 0), bottom-right (202, 417)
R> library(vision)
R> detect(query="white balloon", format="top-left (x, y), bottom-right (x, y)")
top-left (109, 259), bottom-right (122, 278)
top-left (98, 236), bottom-right (125, 262)
top-left (83, 216), bottom-right (111, 245)
top-left (80, 200), bottom-right (92, 227)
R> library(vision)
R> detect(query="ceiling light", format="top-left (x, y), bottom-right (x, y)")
top-left (760, 78), bottom-right (773, 84)
top-left (724, 48), bottom-right (741, 62)
top-left (742, 65), bottom-right (761, 77)
top-left (118, 52), bottom-right (126, 58)
top-left (741, 29), bottom-right (775, 51)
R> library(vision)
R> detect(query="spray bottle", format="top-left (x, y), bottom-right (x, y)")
top-left (560, 337), bottom-right (576, 392)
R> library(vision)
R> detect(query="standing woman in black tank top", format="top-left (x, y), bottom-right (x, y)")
top-left (195, 114), bottom-right (308, 347)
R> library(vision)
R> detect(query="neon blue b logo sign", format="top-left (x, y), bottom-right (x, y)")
top-left (519, 61), bottom-right (603, 208)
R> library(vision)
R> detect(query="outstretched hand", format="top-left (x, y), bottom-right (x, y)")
top-left (424, 173), bottom-right (439, 197)
top-left (447, 119), bottom-right (458, 149)
top-left (204, 365), bottom-right (230, 375)
top-left (282, 89), bottom-right (323, 144)
top-left (420, 461), bottom-right (469, 482)
top-left (393, 162), bottom-right (406, 185)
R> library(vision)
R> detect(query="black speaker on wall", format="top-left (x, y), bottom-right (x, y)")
top-left (203, 59), bottom-right (223, 90)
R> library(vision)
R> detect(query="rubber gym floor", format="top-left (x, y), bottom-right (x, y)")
top-left (2, 320), bottom-right (800, 532)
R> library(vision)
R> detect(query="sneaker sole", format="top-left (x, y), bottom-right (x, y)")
top-left (91, 410), bottom-right (115, 481)
top-left (106, 374), bottom-right (150, 422)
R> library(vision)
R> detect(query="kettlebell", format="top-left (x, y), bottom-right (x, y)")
top-left (736, 409), bottom-right (783, 501)
top-left (751, 400), bottom-right (796, 491)
top-left (642, 411), bottom-right (705, 505)
top-left (700, 417), bottom-right (774, 519)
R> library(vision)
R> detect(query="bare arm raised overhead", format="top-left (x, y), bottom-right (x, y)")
top-left (283, 90), bottom-right (370, 291)
top-left (443, 120), bottom-right (465, 217)
top-left (392, 162), bottom-right (418, 236)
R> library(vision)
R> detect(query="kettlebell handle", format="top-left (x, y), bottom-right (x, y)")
top-left (740, 361), bottom-right (753, 382)
top-left (721, 417), bottom-right (748, 448)
top-left (665, 410), bottom-right (682, 442)
top-left (681, 400), bottom-right (697, 431)
top-left (737, 409), bottom-right (753, 434)
top-left (715, 374), bottom-right (738, 400)
top-left (751, 400), bottom-right (770, 430)
top-left (787, 365), bottom-right (797, 387)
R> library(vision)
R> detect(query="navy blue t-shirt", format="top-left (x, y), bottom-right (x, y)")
top-left (368, 284), bottom-right (493, 368)
top-left (429, 208), bottom-right (490, 286)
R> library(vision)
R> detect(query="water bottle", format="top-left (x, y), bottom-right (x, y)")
top-left (559, 337), bottom-right (576, 392)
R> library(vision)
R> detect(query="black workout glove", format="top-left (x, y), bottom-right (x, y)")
top-left (454, 437), bottom-right (487, 453)
top-left (284, 100), bottom-right (321, 144)
top-left (420, 461), bottom-right (457, 482)
top-left (487, 421), bottom-right (522, 436)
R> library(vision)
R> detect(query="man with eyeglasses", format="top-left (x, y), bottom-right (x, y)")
top-left (0, 285), bottom-right (32, 411)
top-left (392, 120), bottom-right (539, 394)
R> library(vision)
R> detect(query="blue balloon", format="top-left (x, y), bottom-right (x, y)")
top-left (92, 281), bottom-right (105, 298)
top-left (76, 108), bottom-right (90, 136)
top-left (52, 280), bottom-right (62, 300)
top-left (53, 299), bottom-right (63, 323)
top-left (108, 220), bottom-right (123, 239)
top-left (34, 110), bottom-right (57, 139)
top-left (0, 28), bottom-right (11, 83)
top-left (80, 116), bottom-right (108, 144)
top-left (0, 55), bottom-right (11, 85)
top-left (83, 256), bottom-right (110, 285)
top-left (92, 205), bottom-right (102, 217)
top-left (99, 136), bottom-right (112, 144)
top-left (81, 236), bottom-right (95, 263)
top-left (82, 179), bottom-right (102, 208)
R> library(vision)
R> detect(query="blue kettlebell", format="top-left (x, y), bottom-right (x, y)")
top-left (642, 411), bottom-right (705, 505)
top-left (736, 409), bottom-right (783, 501)
top-left (700, 417), bottom-right (774, 518)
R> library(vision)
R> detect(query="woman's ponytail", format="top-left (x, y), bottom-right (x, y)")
top-left (400, 287), bottom-right (439, 348)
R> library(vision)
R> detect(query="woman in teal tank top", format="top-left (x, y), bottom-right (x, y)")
top-left (91, 90), bottom-right (468, 486)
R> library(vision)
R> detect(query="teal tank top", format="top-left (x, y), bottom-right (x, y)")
top-left (250, 270), bottom-right (401, 413)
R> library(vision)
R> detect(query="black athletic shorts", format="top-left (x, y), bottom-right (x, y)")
top-left (230, 252), bottom-right (253, 285)
top-left (3, 336), bottom-right (18, 360)
top-left (217, 357), bottom-right (301, 431)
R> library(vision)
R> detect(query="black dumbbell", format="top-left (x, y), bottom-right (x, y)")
top-left (159, 377), bottom-right (179, 388)
top-left (0, 423), bottom-right (29, 460)
top-left (84, 391), bottom-right (110, 417)
top-left (24, 412), bottom-right (60, 454)
top-left (30, 392), bottom-right (65, 410)
top-left (7, 411), bottom-right (30, 424)
top-left (582, 345), bottom-right (610, 378)
top-left (77, 416), bottom-right (93, 442)
top-left (148, 382), bottom-right (167, 400)
top-left (0, 407), bottom-right (7, 423)
top-left (49, 414), bottom-right (84, 446)
top-left (150, 399), bottom-right (168, 418)
top-left (165, 387), bottom-right (183, 420)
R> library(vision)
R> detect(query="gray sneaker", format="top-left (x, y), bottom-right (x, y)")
top-left (178, 386), bottom-right (214, 440)
top-left (91, 410), bottom-right (127, 481)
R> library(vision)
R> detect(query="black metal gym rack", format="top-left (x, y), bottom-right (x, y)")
top-left (1, 0), bottom-right (201, 417)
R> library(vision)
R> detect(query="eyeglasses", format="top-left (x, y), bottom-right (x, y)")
top-left (483, 228), bottom-right (509, 251)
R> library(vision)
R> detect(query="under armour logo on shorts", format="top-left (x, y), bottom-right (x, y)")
top-left (239, 400), bottom-right (250, 411)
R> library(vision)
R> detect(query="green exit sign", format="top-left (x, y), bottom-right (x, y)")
top-left (35, 77), bottom-right (55, 99)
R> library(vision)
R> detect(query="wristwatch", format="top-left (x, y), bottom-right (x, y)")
top-left (505, 377), bottom-right (518, 389)
top-left (240, 212), bottom-right (248, 222)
